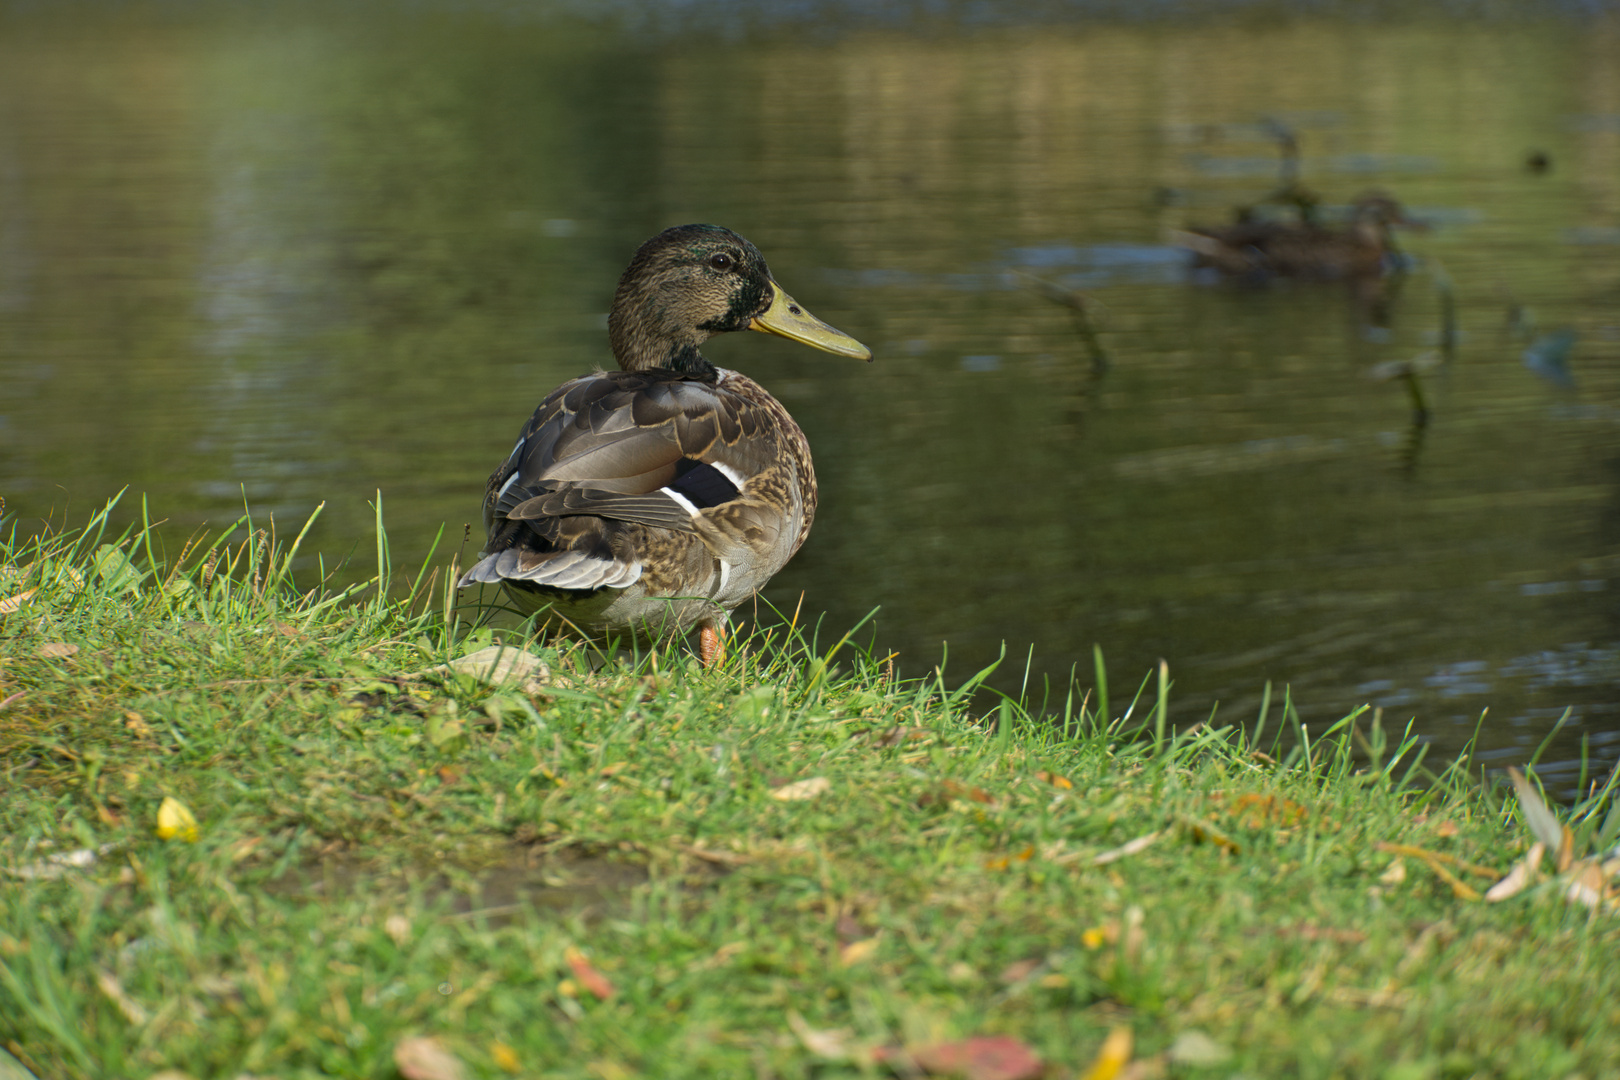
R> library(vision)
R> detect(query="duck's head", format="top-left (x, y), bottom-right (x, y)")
top-left (608, 224), bottom-right (871, 375)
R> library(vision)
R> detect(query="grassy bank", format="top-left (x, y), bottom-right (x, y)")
top-left (2, 499), bottom-right (1618, 1080)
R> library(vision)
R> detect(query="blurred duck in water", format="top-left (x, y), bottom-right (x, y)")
top-left (1171, 191), bottom-right (1420, 281)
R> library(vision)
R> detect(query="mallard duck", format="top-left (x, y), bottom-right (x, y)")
top-left (1171, 191), bottom-right (1417, 280)
top-left (457, 224), bottom-right (871, 663)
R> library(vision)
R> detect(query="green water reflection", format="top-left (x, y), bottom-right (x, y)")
top-left (2, 5), bottom-right (1618, 788)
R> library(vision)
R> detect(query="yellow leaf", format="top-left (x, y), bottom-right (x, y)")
top-left (490, 1041), bottom-right (521, 1074)
top-left (156, 797), bottom-right (200, 843)
top-left (1079, 1026), bottom-right (1134, 1080)
top-left (839, 937), bottom-right (880, 966)
top-left (770, 776), bottom-right (831, 802)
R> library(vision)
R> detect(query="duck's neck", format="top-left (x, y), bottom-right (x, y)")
top-left (608, 305), bottom-right (718, 378)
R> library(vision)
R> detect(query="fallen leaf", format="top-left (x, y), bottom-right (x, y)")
top-left (1485, 842), bottom-right (1544, 902)
top-left (5, 843), bottom-right (119, 880)
top-left (787, 1011), bottom-right (854, 1061)
top-left (0, 588), bottom-right (37, 615)
top-left (394, 1036), bottom-right (466, 1080)
top-left (997, 958), bottom-right (1041, 984)
top-left (123, 711), bottom-right (152, 738)
top-left (1280, 923), bottom-right (1367, 944)
top-left (673, 843), bottom-right (749, 867)
top-left (770, 776), bottom-right (831, 802)
top-left (421, 645), bottom-right (551, 694)
top-left (1507, 767), bottom-right (1566, 852)
top-left (385, 914), bottom-right (413, 944)
top-left (36, 642), bottom-right (78, 660)
top-left (1078, 1027), bottom-right (1133, 1080)
top-left (156, 797), bottom-right (200, 843)
top-left (1167, 1030), bottom-right (1230, 1066)
top-left (1092, 831), bottom-right (1160, 865)
top-left (1183, 816), bottom-right (1240, 855)
top-left (95, 969), bottom-right (150, 1025)
top-left (941, 779), bottom-right (996, 805)
top-left (1374, 843), bottom-right (1498, 879)
top-left (564, 946), bottom-right (615, 1000)
top-left (489, 1041), bottom-right (521, 1074)
top-left (1379, 858), bottom-right (1407, 885)
top-left (1228, 793), bottom-right (1307, 827)
top-left (839, 937), bottom-right (880, 966)
top-left (910, 1035), bottom-right (1043, 1080)
top-left (1435, 820), bottom-right (1459, 838)
top-left (1563, 859), bottom-right (1607, 910)
top-left (1034, 770), bottom-right (1073, 789)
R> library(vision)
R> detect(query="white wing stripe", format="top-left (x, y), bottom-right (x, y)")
top-left (712, 461), bottom-right (748, 489)
top-left (660, 487), bottom-right (701, 518)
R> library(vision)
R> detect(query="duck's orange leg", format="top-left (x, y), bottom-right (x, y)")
top-left (699, 622), bottom-right (726, 667)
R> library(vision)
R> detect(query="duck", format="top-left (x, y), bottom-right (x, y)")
top-left (457, 224), bottom-right (871, 664)
top-left (1170, 191), bottom-right (1417, 280)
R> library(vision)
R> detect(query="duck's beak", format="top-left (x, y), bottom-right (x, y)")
top-left (749, 281), bottom-right (872, 361)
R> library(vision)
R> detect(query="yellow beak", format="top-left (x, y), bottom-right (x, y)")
top-left (749, 281), bottom-right (872, 361)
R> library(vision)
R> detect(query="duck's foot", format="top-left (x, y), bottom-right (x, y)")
top-left (699, 624), bottom-right (726, 667)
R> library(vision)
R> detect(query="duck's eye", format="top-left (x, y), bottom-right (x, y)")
top-left (709, 252), bottom-right (734, 271)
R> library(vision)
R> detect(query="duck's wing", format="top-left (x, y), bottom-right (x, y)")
top-left (460, 370), bottom-right (793, 593)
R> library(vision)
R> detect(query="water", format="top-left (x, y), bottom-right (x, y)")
top-left (2, 3), bottom-right (1618, 792)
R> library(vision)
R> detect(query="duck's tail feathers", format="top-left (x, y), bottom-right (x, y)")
top-left (458, 548), bottom-right (642, 592)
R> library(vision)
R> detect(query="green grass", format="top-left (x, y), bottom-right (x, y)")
top-left (2, 496), bottom-right (1618, 1080)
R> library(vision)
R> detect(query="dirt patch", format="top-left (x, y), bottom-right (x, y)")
top-left (261, 844), bottom-right (652, 926)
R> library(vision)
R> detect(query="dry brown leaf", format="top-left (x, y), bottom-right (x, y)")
top-left (1078, 1027), bottom-right (1134, 1080)
top-left (1093, 831), bottom-right (1160, 866)
top-left (787, 1011), bottom-right (855, 1061)
top-left (1166, 1030), bottom-right (1231, 1066)
top-left (94, 969), bottom-right (150, 1025)
top-left (1034, 770), bottom-right (1073, 789)
top-left (0, 588), bottom-right (37, 615)
top-left (908, 1035), bottom-right (1044, 1080)
top-left (420, 645), bottom-right (551, 694)
top-left (1485, 842), bottom-right (1544, 902)
top-left (1227, 793), bottom-right (1307, 828)
top-left (997, 958), bottom-right (1042, 984)
top-left (564, 946), bottom-right (615, 1000)
top-left (1434, 820), bottom-right (1459, 838)
top-left (1183, 816), bottom-right (1240, 855)
top-left (36, 642), bottom-right (77, 660)
top-left (1280, 923), bottom-right (1367, 944)
top-left (6, 843), bottom-right (118, 880)
top-left (1564, 859), bottom-right (1607, 910)
top-left (673, 843), bottom-right (749, 867)
top-left (770, 776), bottom-right (831, 802)
top-left (394, 1036), bottom-right (466, 1080)
top-left (1374, 843), bottom-right (1498, 879)
top-left (1379, 858), bottom-right (1407, 885)
top-left (1556, 824), bottom-right (1576, 873)
top-left (1508, 767), bottom-right (1566, 852)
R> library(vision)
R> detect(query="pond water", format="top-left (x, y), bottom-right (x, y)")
top-left (2, 2), bottom-right (1618, 791)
